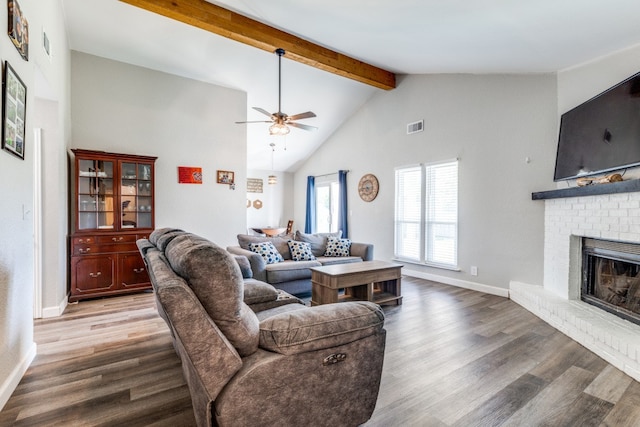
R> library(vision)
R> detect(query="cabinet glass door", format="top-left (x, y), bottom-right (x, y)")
top-left (78, 159), bottom-right (114, 230)
top-left (120, 162), bottom-right (153, 229)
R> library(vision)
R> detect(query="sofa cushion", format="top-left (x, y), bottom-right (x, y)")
top-left (259, 301), bottom-right (385, 355)
top-left (238, 233), bottom-right (293, 260)
top-left (249, 242), bottom-right (284, 264)
top-left (165, 233), bottom-right (259, 357)
top-left (265, 260), bottom-right (321, 284)
top-left (294, 231), bottom-right (342, 257)
top-left (324, 237), bottom-right (352, 257)
top-left (243, 279), bottom-right (279, 305)
top-left (287, 240), bottom-right (316, 261)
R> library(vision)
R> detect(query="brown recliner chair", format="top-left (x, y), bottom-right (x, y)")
top-left (138, 228), bottom-right (386, 427)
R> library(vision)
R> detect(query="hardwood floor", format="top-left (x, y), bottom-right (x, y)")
top-left (2, 277), bottom-right (640, 426)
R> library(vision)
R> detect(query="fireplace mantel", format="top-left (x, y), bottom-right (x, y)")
top-left (532, 178), bottom-right (640, 200)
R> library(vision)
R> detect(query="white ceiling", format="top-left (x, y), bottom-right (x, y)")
top-left (60, 0), bottom-right (640, 171)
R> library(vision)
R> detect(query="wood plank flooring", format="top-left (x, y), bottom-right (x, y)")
top-left (2, 277), bottom-right (640, 426)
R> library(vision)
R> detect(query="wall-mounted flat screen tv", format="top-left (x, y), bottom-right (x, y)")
top-left (554, 71), bottom-right (640, 181)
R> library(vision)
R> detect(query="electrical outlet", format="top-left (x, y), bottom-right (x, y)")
top-left (470, 266), bottom-right (478, 276)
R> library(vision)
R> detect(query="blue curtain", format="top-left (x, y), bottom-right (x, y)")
top-left (304, 176), bottom-right (316, 233)
top-left (338, 170), bottom-right (349, 238)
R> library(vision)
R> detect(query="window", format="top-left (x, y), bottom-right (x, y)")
top-left (394, 160), bottom-right (458, 268)
top-left (316, 179), bottom-right (340, 233)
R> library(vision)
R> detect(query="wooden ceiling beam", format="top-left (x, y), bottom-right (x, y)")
top-left (119, 0), bottom-right (396, 90)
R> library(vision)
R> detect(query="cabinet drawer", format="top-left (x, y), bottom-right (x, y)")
top-left (73, 236), bottom-right (97, 245)
top-left (72, 243), bottom-right (138, 256)
top-left (96, 234), bottom-right (137, 244)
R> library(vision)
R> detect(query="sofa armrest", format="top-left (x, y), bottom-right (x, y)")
top-left (259, 301), bottom-right (384, 355)
top-left (227, 246), bottom-right (267, 281)
top-left (351, 242), bottom-right (373, 261)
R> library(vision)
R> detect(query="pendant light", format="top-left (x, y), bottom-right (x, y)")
top-left (268, 142), bottom-right (277, 185)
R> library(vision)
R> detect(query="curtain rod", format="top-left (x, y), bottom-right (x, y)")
top-left (314, 170), bottom-right (350, 178)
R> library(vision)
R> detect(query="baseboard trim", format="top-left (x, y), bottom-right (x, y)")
top-left (402, 268), bottom-right (509, 298)
top-left (42, 294), bottom-right (68, 318)
top-left (0, 342), bottom-right (36, 410)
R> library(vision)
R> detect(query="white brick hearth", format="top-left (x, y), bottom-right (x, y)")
top-left (510, 190), bottom-right (640, 382)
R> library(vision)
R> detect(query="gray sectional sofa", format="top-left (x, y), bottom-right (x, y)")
top-left (137, 228), bottom-right (386, 427)
top-left (227, 231), bottom-right (374, 295)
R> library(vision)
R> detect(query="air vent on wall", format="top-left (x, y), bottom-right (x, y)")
top-left (407, 120), bottom-right (424, 134)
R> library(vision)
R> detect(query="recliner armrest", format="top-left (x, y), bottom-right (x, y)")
top-left (259, 301), bottom-right (384, 355)
top-left (227, 246), bottom-right (267, 281)
top-left (350, 242), bottom-right (373, 261)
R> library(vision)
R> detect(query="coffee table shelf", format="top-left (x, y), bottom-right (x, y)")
top-left (310, 261), bottom-right (403, 306)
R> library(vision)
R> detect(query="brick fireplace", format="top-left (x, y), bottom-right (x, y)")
top-left (510, 182), bottom-right (640, 382)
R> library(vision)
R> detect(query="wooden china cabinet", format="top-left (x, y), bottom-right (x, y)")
top-left (69, 149), bottom-right (157, 302)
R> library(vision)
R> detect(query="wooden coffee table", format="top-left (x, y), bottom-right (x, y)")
top-left (310, 260), bottom-right (403, 306)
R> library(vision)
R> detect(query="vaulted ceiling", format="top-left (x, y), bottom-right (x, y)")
top-left (61, 0), bottom-right (640, 171)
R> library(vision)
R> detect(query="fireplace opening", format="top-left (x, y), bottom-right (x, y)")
top-left (582, 238), bottom-right (640, 325)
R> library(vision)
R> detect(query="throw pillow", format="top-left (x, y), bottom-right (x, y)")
top-left (237, 234), bottom-right (293, 260)
top-left (287, 240), bottom-right (316, 261)
top-left (294, 230), bottom-right (342, 257)
top-left (324, 237), bottom-right (352, 257)
top-left (249, 242), bottom-right (284, 264)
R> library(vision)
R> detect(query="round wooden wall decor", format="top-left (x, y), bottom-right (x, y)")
top-left (358, 174), bottom-right (379, 202)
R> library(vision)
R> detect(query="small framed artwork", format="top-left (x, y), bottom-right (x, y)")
top-left (8, 0), bottom-right (29, 61)
top-left (177, 166), bottom-right (202, 184)
top-left (2, 61), bottom-right (27, 160)
top-left (217, 170), bottom-right (234, 184)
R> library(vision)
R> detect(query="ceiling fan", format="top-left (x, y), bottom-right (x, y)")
top-left (236, 48), bottom-right (317, 135)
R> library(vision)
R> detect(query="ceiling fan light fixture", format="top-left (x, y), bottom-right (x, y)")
top-left (269, 122), bottom-right (290, 135)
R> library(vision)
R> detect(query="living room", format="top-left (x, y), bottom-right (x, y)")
top-left (3, 0), bottom-right (640, 424)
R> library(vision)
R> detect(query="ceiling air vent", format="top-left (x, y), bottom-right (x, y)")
top-left (407, 120), bottom-right (424, 135)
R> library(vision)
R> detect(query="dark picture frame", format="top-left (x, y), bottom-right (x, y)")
top-left (217, 170), bottom-right (234, 184)
top-left (2, 61), bottom-right (27, 160)
top-left (8, 0), bottom-right (28, 61)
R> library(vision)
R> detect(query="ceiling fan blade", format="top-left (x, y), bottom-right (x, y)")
top-left (287, 111), bottom-right (316, 121)
top-left (288, 122), bottom-right (318, 131)
top-left (252, 107), bottom-right (276, 119)
top-left (235, 120), bottom-right (273, 124)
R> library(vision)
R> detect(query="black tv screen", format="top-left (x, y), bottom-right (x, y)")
top-left (554, 71), bottom-right (640, 181)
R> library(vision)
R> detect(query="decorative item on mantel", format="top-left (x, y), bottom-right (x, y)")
top-left (576, 173), bottom-right (623, 187)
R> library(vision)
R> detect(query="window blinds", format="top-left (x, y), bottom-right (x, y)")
top-left (394, 160), bottom-right (458, 267)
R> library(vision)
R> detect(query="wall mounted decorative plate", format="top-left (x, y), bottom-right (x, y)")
top-left (358, 174), bottom-right (379, 202)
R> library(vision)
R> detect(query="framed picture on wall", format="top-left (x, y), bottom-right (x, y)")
top-left (8, 0), bottom-right (29, 61)
top-left (217, 170), bottom-right (234, 184)
top-left (2, 61), bottom-right (27, 160)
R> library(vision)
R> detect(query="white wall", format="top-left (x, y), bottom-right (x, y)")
top-left (71, 52), bottom-right (247, 247)
top-left (246, 169), bottom-right (293, 232)
top-left (1, 0), bottom-right (71, 410)
top-left (295, 74), bottom-right (559, 292)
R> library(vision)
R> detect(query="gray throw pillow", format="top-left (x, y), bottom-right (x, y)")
top-left (234, 255), bottom-right (253, 278)
top-left (294, 230), bottom-right (342, 257)
top-left (237, 234), bottom-right (293, 260)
